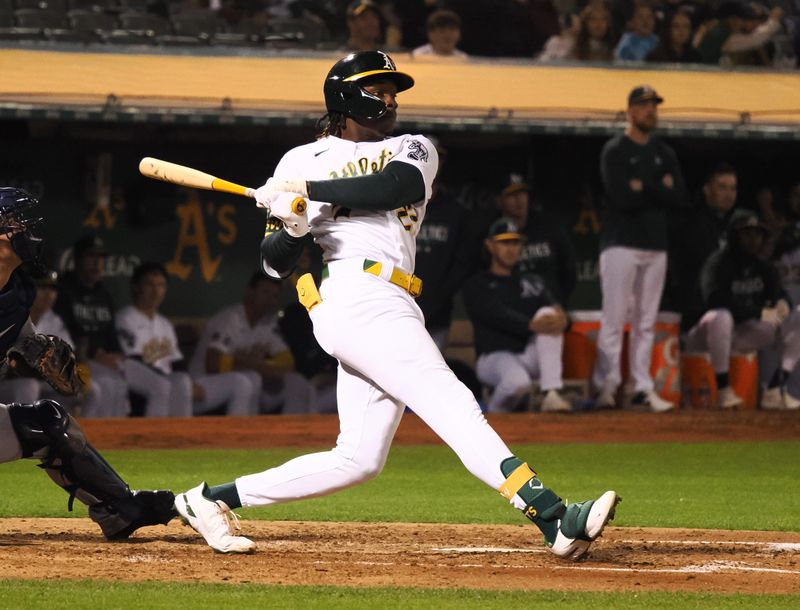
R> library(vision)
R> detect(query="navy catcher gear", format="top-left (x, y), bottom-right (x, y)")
top-left (0, 187), bottom-right (43, 266)
top-left (8, 400), bottom-right (176, 539)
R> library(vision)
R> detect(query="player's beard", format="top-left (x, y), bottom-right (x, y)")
top-left (633, 114), bottom-right (657, 134)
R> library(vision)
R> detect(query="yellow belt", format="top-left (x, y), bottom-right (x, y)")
top-left (321, 260), bottom-right (423, 297)
top-left (362, 260), bottom-right (423, 297)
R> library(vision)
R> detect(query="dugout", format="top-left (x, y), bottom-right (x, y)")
top-left (1, 48), bottom-right (798, 316)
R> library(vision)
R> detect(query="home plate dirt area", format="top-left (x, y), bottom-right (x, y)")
top-left (1, 411), bottom-right (798, 593)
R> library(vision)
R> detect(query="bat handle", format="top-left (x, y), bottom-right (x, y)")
top-left (291, 197), bottom-right (307, 215)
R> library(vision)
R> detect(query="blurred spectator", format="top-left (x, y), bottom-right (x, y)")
top-left (573, 1), bottom-right (615, 61)
top-left (684, 211), bottom-right (800, 409)
top-left (463, 218), bottom-right (572, 413)
top-left (773, 180), bottom-right (800, 304)
top-left (449, 0), bottom-right (542, 57)
top-left (414, 138), bottom-right (481, 351)
top-left (668, 163), bottom-right (739, 332)
top-left (345, 0), bottom-right (385, 51)
top-left (756, 185), bottom-right (789, 255)
top-left (537, 12), bottom-right (581, 61)
top-left (0, 269), bottom-right (73, 405)
top-left (495, 174), bottom-right (578, 306)
top-left (412, 9), bottom-right (468, 58)
top-left (696, 0), bottom-right (783, 65)
top-left (592, 86), bottom-right (685, 412)
top-left (615, 3), bottom-right (659, 61)
top-left (54, 235), bottom-right (129, 418)
top-left (116, 262), bottom-right (257, 417)
top-left (116, 263), bottom-right (192, 417)
top-left (188, 272), bottom-right (316, 414)
top-left (647, 7), bottom-right (702, 62)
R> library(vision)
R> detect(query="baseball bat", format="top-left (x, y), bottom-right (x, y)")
top-left (138, 157), bottom-right (307, 214)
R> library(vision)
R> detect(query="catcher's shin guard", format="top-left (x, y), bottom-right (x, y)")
top-left (8, 400), bottom-right (176, 539)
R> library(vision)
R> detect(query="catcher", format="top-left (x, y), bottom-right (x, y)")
top-left (0, 187), bottom-right (176, 539)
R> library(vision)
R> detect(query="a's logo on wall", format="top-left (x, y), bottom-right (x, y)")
top-left (166, 191), bottom-right (237, 282)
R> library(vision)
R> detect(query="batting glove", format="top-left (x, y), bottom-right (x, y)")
top-left (254, 177), bottom-right (309, 210)
top-left (266, 191), bottom-right (309, 238)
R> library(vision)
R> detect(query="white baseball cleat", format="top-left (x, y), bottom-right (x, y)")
top-left (717, 385), bottom-right (744, 409)
top-left (174, 483), bottom-right (256, 554)
top-left (631, 389), bottom-right (674, 413)
top-left (761, 387), bottom-right (785, 410)
top-left (548, 490), bottom-right (621, 561)
top-left (540, 389), bottom-right (572, 413)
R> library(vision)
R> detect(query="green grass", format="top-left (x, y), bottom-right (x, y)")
top-left (0, 441), bottom-right (797, 531)
top-left (0, 580), bottom-right (795, 610)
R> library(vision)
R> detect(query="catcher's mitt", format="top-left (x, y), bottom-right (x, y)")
top-left (6, 334), bottom-right (85, 396)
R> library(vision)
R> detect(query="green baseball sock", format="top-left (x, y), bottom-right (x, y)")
top-left (203, 482), bottom-right (242, 509)
top-left (500, 457), bottom-right (565, 545)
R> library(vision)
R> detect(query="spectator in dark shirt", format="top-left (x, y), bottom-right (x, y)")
top-left (415, 138), bottom-right (483, 351)
top-left (684, 211), bottom-right (800, 409)
top-left (55, 234), bottom-right (129, 417)
top-left (668, 163), bottom-right (739, 331)
top-left (592, 86), bottom-right (686, 412)
top-left (463, 218), bottom-right (572, 413)
top-left (647, 8), bottom-right (702, 63)
top-left (574, 2), bottom-right (615, 61)
top-left (495, 173), bottom-right (578, 306)
top-left (345, 0), bottom-right (385, 51)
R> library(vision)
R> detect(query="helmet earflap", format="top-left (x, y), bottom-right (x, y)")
top-left (324, 79), bottom-right (388, 121)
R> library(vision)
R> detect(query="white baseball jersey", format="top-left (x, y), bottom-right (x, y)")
top-left (189, 304), bottom-right (288, 376)
top-left (33, 309), bottom-right (74, 349)
top-left (272, 134), bottom-right (439, 272)
top-left (237, 130), bottom-right (520, 510)
top-left (116, 305), bottom-right (182, 375)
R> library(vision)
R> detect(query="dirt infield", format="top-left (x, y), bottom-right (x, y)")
top-left (4, 411), bottom-right (800, 593)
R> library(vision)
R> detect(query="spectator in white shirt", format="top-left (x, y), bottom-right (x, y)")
top-left (412, 9), bottom-right (468, 59)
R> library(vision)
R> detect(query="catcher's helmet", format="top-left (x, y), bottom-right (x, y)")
top-left (323, 51), bottom-right (414, 121)
top-left (0, 187), bottom-right (43, 266)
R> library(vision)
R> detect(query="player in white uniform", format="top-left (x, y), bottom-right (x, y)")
top-left (175, 51), bottom-right (619, 558)
top-left (117, 262), bottom-right (259, 417)
top-left (189, 273), bottom-right (314, 415)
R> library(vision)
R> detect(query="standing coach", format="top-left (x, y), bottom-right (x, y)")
top-left (592, 86), bottom-right (686, 412)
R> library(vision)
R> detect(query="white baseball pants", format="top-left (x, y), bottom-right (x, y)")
top-left (592, 246), bottom-right (667, 394)
top-left (477, 312), bottom-right (565, 413)
top-left (237, 259), bottom-right (516, 507)
top-left (193, 371), bottom-right (260, 416)
top-left (81, 361), bottom-right (129, 418)
top-left (124, 360), bottom-right (193, 418)
top-left (685, 307), bottom-right (800, 373)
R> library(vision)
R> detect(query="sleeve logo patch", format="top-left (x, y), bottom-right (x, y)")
top-left (407, 139), bottom-right (429, 162)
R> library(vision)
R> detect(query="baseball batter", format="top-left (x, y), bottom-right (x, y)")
top-left (0, 188), bottom-right (175, 540)
top-left (175, 51), bottom-right (619, 558)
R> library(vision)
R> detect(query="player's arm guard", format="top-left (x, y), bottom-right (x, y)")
top-left (308, 161), bottom-right (425, 210)
top-left (261, 217), bottom-right (306, 278)
top-left (6, 333), bottom-right (85, 396)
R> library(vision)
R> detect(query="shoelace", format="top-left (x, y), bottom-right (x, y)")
top-left (215, 503), bottom-right (244, 535)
